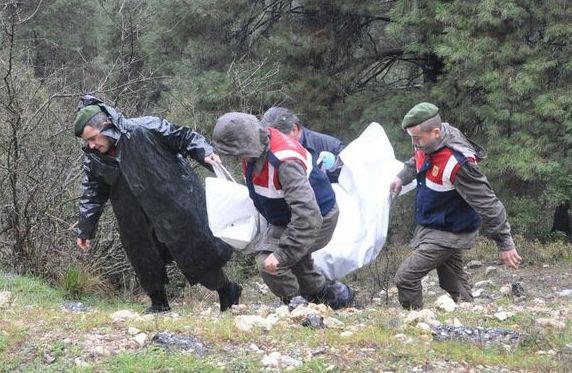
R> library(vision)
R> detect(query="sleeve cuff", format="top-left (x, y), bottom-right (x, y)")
top-left (497, 236), bottom-right (515, 251)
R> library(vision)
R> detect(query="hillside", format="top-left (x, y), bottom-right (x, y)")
top-left (1, 261), bottom-right (571, 372)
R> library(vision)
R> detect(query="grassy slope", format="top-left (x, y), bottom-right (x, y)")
top-left (1, 269), bottom-right (571, 372)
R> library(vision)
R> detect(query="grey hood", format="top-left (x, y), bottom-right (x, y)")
top-left (428, 123), bottom-right (487, 160)
top-left (212, 112), bottom-right (269, 159)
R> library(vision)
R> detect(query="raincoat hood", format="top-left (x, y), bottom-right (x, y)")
top-left (212, 112), bottom-right (269, 159)
top-left (427, 122), bottom-right (487, 160)
top-left (78, 95), bottom-right (124, 132)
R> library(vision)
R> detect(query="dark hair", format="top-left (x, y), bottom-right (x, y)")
top-left (260, 106), bottom-right (300, 134)
top-left (418, 114), bottom-right (442, 132)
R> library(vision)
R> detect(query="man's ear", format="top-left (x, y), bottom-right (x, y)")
top-left (433, 127), bottom-right (441, 138)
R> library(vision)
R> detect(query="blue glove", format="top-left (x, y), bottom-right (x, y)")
top-left (317, 151), bottom-right (336, 171)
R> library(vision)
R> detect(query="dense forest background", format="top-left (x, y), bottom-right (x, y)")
top-left (0, 1), bottom-right (570, 289)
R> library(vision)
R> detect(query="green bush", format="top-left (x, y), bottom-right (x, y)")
top-left (58, 263), bottom-right (111, 299)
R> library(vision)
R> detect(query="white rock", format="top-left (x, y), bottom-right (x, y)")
top-left (255, 282), bottom-right (269, 294)
top-left (74, 358), bottom-right (90, 367)
top-left (403, 309), bottom-right (437, 325)
top-left (200, 307), bottom-right (212, 316)
top-left (467, 260), bottom-right (483, 269)
top-left (111, 309), bottom-right (139, 322)
top-left (452, 318), bottom-right (463, 327)
top-left (533, 298), bottom-right (546, 306)
top-left (394, 333), bottom-right (409, 342)
top-left (542, 264), bottom-right (549, 268)
top-left (261, 352), bottom-right (302, 369)
top-left (93, 346), bottom-right (110, 356)
top-left (472, 289), bottom-right (485, 298)
top-left (133, 333), bottom-right (147, 347)
top-left (280, 355), bottom-right (303, 368)
top-left (230, 304), bottom-right (248, 315)
top-left (435, 294), bottom-right (457, 312)
top-left (127, 327), bottom-right (141, 335)
top-left (139, 314), bottom-right (154, 321)
top-left (274, 305), bottom-right (290, 319)
top-left (494, 312), bottom-right (515, 321)
top-left (235, 315), bottom-right (276, 332)
top-left (248, 343), bottom-right (260, 352)
top-left (416, 322), bottom-right (432, 332)
top-left (290, 304), bottom-right (327, 321)
top-left (458, 302), bottom-right (472, 310)
top-left (499, 285), bottom-right (511, 295)
top-left (485, 266), bottom-right (497, 276)
top-left (257, 305), bottom-right (272, 317)
top-left (536, 318), bottom-right (566, 330)
top-left (261, 351), bottom-right (281, 367)
top-left (556, 289), bottom-right (572, 297)
top-left (340, 331), bottom-right (354, 338)
top-left (0, 291), bottom-right (12, 308)
top-left (474, 280), bottom-right (493, 288)
top-left (43, 353), bottom-right (56, 364)
top-left (324, 317), bottom-right (345, 329)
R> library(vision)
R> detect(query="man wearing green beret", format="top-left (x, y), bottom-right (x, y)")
top-left (73, 95), bottom-right (241, 313)
top-left (389, 102), bottom-right (522, 310)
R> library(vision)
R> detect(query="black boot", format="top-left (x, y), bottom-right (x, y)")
top-left (144, 303), bottom-right (171, 314)
top-left (217, 282), bottom-right (242, 312)
top-left (303, 286), bottom-right (329, 305)
top-left (325, 281), bottom-right (354, 310)
top-left (306, 281), bottom-right (354, 310)
top-left (144, 289), bottom-right (171, 314)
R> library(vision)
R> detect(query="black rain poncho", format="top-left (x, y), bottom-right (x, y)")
top-left (77, 95), bottom-right (232, 291)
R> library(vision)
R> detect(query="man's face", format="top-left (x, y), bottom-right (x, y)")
top-left (287, 124), bottom-right (302, 141)
top-left (81, 125), bottom-right (113, 154)
top-left (406, 124), bottom-right (440, 152)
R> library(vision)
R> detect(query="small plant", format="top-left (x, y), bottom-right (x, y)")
top-left (58, 263), bottom-right (110, 299)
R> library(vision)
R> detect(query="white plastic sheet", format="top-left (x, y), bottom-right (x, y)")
top-left (312, 123), bottom-right (414, 280)
top-left (205, 123), bottom-right (414, 276)
top-left (206, 164), bottom-right (264, 250)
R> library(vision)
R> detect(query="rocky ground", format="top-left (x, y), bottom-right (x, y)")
top-left (1, 261), bottom-right (572, 372)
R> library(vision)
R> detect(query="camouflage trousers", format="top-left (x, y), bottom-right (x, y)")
top-left (394, 243), bottom-right (473, 309)
top-left (255, 204), bottom-right (339, 302)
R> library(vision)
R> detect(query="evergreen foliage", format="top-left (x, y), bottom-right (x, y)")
top-left (0, 0), bottom-right (570, 281)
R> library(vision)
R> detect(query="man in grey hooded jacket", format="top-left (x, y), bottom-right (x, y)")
top-left (390, 102), bottom-right (522, 310)
top-left (212, 112), bottom-right (353, 309)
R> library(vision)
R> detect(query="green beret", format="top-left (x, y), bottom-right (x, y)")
top-left (73, 105), bottom-right (102, 137)
top-left (401, 102), bottom-right (439, 130)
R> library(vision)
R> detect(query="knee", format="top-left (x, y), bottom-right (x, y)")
top-left (394, 267), bottom-right (408, 288)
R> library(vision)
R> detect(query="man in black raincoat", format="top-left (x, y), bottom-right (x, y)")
top-left (73, 95), bottom-right (241, 313)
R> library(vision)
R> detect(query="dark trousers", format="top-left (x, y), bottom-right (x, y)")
top-left (111, 175), bottom-right (228, 304)
top-left (394, 243), bottom-right (473, 309)
top-left (255, 204), bottom-right (339, 301)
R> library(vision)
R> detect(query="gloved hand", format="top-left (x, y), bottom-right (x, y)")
top-left (317, 151), bottom-right (336, 171)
